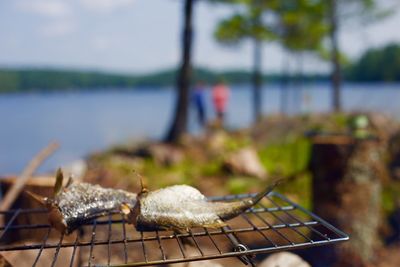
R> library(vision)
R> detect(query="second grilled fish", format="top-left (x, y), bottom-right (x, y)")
top-left (123, 179), bottom-right (281, 231)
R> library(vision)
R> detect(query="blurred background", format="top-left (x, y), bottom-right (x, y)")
top-left (0, 0), bottom-right (399, 173)
top-left (1, 0), bottom-right (400, 266)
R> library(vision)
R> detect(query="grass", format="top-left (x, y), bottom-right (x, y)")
top-left (86, 113), bottom-right (399, 223)
top-left (226, 176), bottom-right (263, 195)
top-left (258, 136), bottom-right (311, 177)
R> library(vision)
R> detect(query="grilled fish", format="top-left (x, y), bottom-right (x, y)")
top-left (123, 179), bottom-right (281, 231)
top-left (26, 169), bottom-right (137, 234)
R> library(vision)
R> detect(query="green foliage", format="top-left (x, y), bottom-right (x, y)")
top-left (0, 69), bottom-right (138, 93)
top-left (227, 176), bottom-right (261, 195)
top-left (214, 0), bottom-right (277, 45)
top-left (0, 70), bottom-right (20, 92)
top-left (214, 14), bottom-right (249, 44)
top-left (258, 136), bottom-right (311, 177)
top-left (214, 12), bottom-right (274, 44)
top-left (214, 0), bottom-right (328, 57)
top-left (223, 134), bottom-right (252, 152)
top-left (278, 173), bottom-right (312, 210)
top-left (345, 43), bottom-right (400, 82)
top-left (382, 180), bottom-right (400, 215)
top-left (274, 0), bottom-right (328, 54)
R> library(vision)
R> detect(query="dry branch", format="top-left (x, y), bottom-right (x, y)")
top-left (0, 142), bottom-right (59, 211)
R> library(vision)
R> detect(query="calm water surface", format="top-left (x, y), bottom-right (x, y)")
top-left (1, 83), bottom-right (399, 174)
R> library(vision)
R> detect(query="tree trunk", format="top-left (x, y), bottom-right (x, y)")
top-left (294, 53), bottom-right (304, 114)
top-left (280, 53), bottom-right (289, 115)
top-left (329, 0), bottom-right (341, 112)
top-left (165, 0), bottom-right (194, 143)
top-left (308, 135), bottom-right (384, 267)
top-left (252, 38), bottom-right (262, 123)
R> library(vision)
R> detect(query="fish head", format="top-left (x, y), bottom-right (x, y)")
top-left (25, 190), bottom-right (68, 233)
top-left (48, 205), bottom-right (68, 234)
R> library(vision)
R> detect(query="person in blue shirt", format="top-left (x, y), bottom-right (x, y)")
top-left (192, 81), bottom-right (207, 127)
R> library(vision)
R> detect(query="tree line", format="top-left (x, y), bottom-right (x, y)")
top-left (345, 43), bottom-right (400, 82)
top-left (0, 67), bottom-right (331, 93)
top-left (1, 43), bottom-right (399, 93)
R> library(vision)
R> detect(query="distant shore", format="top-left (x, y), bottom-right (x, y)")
top-left (0, 67), bottom-right (329, 93)
top-left (2, 43), bottom-right (400, 93)
top-left (2, 67), bottom-right (400, 94)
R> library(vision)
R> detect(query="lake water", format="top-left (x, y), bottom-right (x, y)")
top-left (1, 83), bottom-right (400, 174)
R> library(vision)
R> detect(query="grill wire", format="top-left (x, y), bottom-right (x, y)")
top-left (0, 192), bottom-right (348, 267)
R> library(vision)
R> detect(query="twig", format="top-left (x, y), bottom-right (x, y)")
top-left (0, 142), bottom-right (59, 211)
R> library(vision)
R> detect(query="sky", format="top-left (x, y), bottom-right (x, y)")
top-left (0, 0), bottom-right (400, 74)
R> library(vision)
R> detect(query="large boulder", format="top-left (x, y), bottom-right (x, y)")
top-left (258, 252), bottom-right (310, 267)
top-left (206, 130), bottom-right (229, 154)
top-left (223, 147), bottom-right (267, 179)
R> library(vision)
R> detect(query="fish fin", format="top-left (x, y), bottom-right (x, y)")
top-left (137, 172), bottom-right (148, 194)
top-left (65, 175), bottom-right (74, 188)
top-left (203, 220), bottom-right (227, 229)
top-left (251, 179), bottom-right (284, 205)
top-left (53, 168), bottom-right (64, 196)
top-left (25, 190), bottom-right (47, 206)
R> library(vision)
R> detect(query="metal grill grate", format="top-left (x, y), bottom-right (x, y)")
top-left (0, 192), bottom-right (348, 266)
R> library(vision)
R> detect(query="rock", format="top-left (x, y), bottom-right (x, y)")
top-left (168, 247), bottom-right (224, 267)
top-left (135, 143), bottom-right (184, 166)
top-left (368, 113), bottom-right (399, 139)
top-left (187, 261), bottom-right (224, 267)
top-left (150, 144), bottom-right (184, 166)
top-left (258, 252), bottom-right (310, 267)
top-left (223, 147), bottom-right (267, 179)
top-left (206, 130), bottom-right (229, 153)
top-left (171, 260), bottom-right (224, 267)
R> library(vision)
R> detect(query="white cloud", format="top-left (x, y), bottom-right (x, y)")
top-left (80, 0), bottom-right (136, 12)
top-left (40, 20), bottom-right (76, 37)
top-left (16, 0), bottom-right (72, 18)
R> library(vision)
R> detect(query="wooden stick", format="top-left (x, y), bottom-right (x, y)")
top-left (0, 142), bottom-right (59, 211)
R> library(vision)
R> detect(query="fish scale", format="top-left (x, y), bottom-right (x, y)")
top-left (129, 181), bottom-right (281, 231)
top-left (53, 182), bottom-right (137, 234)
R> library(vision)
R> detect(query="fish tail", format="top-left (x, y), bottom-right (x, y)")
top-left (251, 179), bottom-right (283, 205)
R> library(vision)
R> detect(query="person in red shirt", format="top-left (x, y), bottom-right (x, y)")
top-left (212, 80), bottom-right (230, 124)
